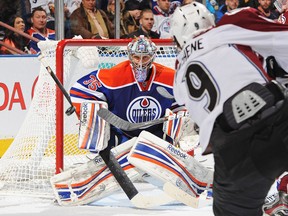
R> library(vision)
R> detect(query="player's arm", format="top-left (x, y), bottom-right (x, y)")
top-left (69, 70), bottom-right (107, 117)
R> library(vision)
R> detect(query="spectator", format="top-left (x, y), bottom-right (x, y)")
top-left (105, 0), bottom-right (127, 38)
top-left (182, 0), bottom-right (194, 5)
top-left (152, 0), bottom-right (180, 38)
top-left (238, 0), bottom-right (258, 8)
top-left (95, 0), bottom-right (108, 11)
top-left (21, 0), bottom-right (32, 30)
top-left (61, 0), bottom-right (82, 38)
top-left (277, 0), bottom-right (288, 23)
top-left (29, 0), bottom-right (55, 30)
top-left (122, 0), bottom-right (142, 35)
top-left (215, 0), bottom-right (239, 23)
top-left (151, 0), bottom-right (181, 12)
top-left (106, 0), bottom-right (122, 23)
top-left (122, 9), bottom-right (160, 39)
top-left (0, 16), bottom-right (29, 54)
top-left (69, 0), bottom-right (114, 39)
top-left (206, 0), bottom-right (220, 18)
top-left (0, 0), bottom-right (31, 31)
top-left (257, 0), bottom-right (279, 20)
top-left (27, 7), bottom-right (55, 54)
top-left (65, 0), bottom-right (81, 16)
top-left (139, 0), bottom-right (152, 9)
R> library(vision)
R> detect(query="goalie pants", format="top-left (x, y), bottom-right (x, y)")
top-left (210, 98), bottom-right (288, 216)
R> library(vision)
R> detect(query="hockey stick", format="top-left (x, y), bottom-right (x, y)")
top-left (156, 86), bottom-right (175, 100)
top-left (97, 108), bottom-right (173, 131)
top-left (99, 148), bottom-right (174, 208)
top-left (38, 54), bottom-right (76, 116)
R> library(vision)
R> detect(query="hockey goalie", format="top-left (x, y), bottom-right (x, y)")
top-left (50, 36), bottom-right (214, 208)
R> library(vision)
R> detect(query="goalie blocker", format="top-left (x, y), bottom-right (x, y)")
top-left (78, 101), bottom-right (110, 153)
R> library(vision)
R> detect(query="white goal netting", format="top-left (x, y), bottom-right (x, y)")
top-left (0, 39), bottom-right (176, 198)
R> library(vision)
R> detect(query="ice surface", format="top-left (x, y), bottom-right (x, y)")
top-left (0, 183), bottom-right (214, 216)
top-left (0, 179), bottom-right (278, 216)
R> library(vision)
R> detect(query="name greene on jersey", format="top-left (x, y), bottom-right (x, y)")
top-left (179, 38), bottom-right (204, 69)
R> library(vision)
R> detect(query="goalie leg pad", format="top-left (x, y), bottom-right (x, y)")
top-left (127, 131), bottom-right (213, 199)
top-left (50, 138), bottom-right (140, 206)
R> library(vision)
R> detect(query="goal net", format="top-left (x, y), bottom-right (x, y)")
top-left (0, 39), bottom-right (176, 198)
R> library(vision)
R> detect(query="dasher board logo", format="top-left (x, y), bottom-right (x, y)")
top-left (127, 96), bottom-right (161, 123)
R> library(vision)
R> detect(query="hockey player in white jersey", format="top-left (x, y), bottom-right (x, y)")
top-left (170, 2), bottom-right (288, 216)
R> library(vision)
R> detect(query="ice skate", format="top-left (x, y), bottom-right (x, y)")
top-left (264, 191), bottom-right (288, 216)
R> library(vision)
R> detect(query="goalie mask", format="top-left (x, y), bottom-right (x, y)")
top-left (170, 2), bottom-right (215, 50)
top-left (127, 35), bottom-right (157, 82)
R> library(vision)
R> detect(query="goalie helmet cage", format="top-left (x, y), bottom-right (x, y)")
top-left (0, 39), bottom-right (176, 198)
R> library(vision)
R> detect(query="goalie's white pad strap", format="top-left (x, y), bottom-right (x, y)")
top-left (130, 192), bottom-right (175, 209)
top-left (127, 131), bottom-right (213, 200)
top-left (51, 138), bottom-right (140, 206)
top-left (79, 101), bottom-right (110, 152)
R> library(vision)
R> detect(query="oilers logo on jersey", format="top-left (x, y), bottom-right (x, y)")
top-left (127, 96), bottom-right (162, 123)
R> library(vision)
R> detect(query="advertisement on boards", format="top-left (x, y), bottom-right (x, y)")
top-left (0, 56), bottom-right (40, 138)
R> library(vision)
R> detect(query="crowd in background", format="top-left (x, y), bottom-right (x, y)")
top-left (0, 0), bottom-right (285, 54)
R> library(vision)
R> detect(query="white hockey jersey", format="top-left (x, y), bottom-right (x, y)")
top-left (173, 7), bottom-right (288, 152)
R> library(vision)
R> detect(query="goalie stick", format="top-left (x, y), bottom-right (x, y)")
top-left (156, 86), bottom-right (175, 100)
top-left (38, 54), bottom-right (174, 208)
top-left (38, 54), bottom-right (76, 116)
top-left (99, 148), bottom-right (174, 208)
top-left (97, 108), bottom-right (176, 131)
